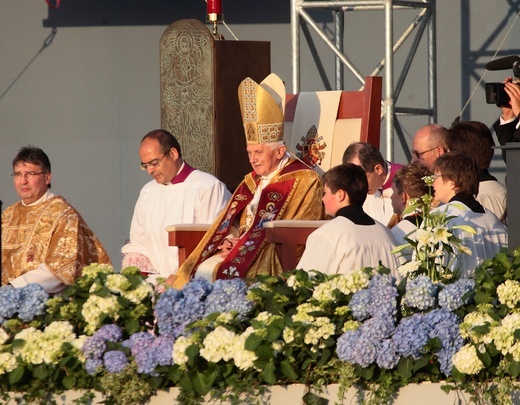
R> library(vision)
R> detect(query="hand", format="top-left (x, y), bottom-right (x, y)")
top-left (505, 81), bottom-right (520, 117)
top-left (500, 77), bottom-right (516, 120)
top-left (217, 237), bottom-right (238, 257)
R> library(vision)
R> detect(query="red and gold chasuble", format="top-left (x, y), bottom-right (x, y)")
top-left (173, 158), bottom-right (324, 288)
top-left (196, 177), bottom-right (295, 280)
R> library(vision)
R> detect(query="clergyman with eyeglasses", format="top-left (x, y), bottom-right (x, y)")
top-left (411, 124), bottom-right (449, 171)
top-left (1, 146), bottom-right (111, 293)
top-left (121, 129), bottom-right (231, 288)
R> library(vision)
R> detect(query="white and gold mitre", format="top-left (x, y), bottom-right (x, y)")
top-left (238, 73), bottom-right (286, 144)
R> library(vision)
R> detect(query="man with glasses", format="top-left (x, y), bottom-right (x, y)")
top-left (411, 124), bottom-right (449, 171)
top-left (121, 129), bottom-right (231, 286)
top-left (1, 146), bottom-right (111, 293)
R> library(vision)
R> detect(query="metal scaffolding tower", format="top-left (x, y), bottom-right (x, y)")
top-left (291, 0), bottom-right (437, 160)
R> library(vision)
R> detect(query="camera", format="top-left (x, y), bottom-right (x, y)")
top-left (485, 82), bottom-right (510, 106)
top-left (485, 55), bottom-right (520, 106)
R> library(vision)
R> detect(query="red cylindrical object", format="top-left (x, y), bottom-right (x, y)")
top-left (207, 0), bottom-right (222, 14)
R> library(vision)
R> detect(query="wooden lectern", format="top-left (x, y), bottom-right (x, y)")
top-left (160, 19), bottom-right (271, 191)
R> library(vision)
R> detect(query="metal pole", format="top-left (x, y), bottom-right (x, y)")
top-left (384, 0), bottom-right (394, 161)
top-left (291, 0), bottom-right (300, 93)
top-left (334, 10), bottom-right (345, 90)
top-left (428, 0), bottom-right (437, 123)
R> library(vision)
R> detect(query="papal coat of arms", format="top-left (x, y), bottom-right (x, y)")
top-left (296, 125), bottom-right (327, 168)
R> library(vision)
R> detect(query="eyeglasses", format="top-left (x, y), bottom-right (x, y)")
top-left (411, 147), bottom-right (437, 159)
top-left (139, 150), bottom-right (170, 171)
top-left (11, 171), bottom-right (47, 179)
top-left (432, 174), bottom-right (443, 180)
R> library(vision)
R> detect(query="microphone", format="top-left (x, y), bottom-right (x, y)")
top-left (485, 55), bottom-right (520, 71)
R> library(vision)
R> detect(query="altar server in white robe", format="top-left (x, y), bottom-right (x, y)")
top-left (297, 164), bottom-right (399, 276)
top-left (390, 164), bottom-right (432, 247)
top-left (121, 129), bottom-right (231, 285)
top-left (431, 151), bottom-right (508, 278)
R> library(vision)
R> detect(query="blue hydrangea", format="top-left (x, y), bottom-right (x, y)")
top-left (122, 331), bottom-right (155, 356)
top-left (438, 279), bottom-right (475, 311)
top-left (0, 286), bottom-right (22, 319)
top-left (424, 309), bottom-right (463, 376)
top-left (376, 338), bottom-right (400, 369)
top-left (82, 336), bottom-right (107, 359)
top-left (85, 358), bottom-right (103, 376)
top-left (155, 284), bottom-right (207, 338)
top-left (369, 284), bottom-right (398, 319)
top-left (349, 289), bottom-right (372, 321)
top-left (392, 313), bottom-right (431, 359)
top-left (83, 324), bottom-right (123, 361)
top-left (95, 324), bottom-right (123, 342)
top-left (17, 283), bottom-right (49, 322)
top-left (203, 278), bottom-right (254, 320)
top-left (403, 276), bottom-right (437, 311)
top-left (360, 315), bottom-right (395, 342)
top-left (368, 273), bottom-right (395, 289)
top-left (134, 335), bottom-right (174, 375)
top-left (336, 329), bottom-right (378, 368)
top-left (103, 350), bottom-right (129, 373)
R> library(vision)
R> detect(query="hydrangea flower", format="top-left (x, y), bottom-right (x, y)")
top-left (496, 279), bottom-right (520, 309)
top-left (203, 278), bottom-right (254, 320)
top-left (452, 344), bottom-right (484, 375)
top-left (392, 313), bottom-right (431, 359)
top-left (336, 329), bottom-right (378, 368)
top-left (403, 276), bottom-right (437, 311)
top-left (103, 350), bottom-right (129, 373)
top-left (438, 279), bottom-right (475, 311)
top-left (17, 284), bottom-right (49, 322)
top-left (0, 286), bottom-right (22, 320)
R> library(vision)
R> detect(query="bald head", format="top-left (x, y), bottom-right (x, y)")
top-left (411, 124), bottom-right (448, 171)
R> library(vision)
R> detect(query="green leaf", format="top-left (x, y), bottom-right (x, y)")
top-left (33, 364), bottom-right (48, 380)
top-left (514, 329), bottom-right (520, 340)
top-left (397, 357), bottom-right (412, 379)
top-left (509, 360), bottom-right (520, 377)
top-left (125, 317), bottom-right (139, 335)
top-left (244, 333), bottom-right (262, 351)
top-left (280, 360), bottom-right (298, 380)
top-left (302, 392), bottom-right (328, 405)
top-left (262, 362), bottom-right (276, 384)
top-left (472, 325), bottom-right (490, 334)
top-left (8, 366), bottom-right (25, 385)
top-left (473, 291), bottom-right (494, 304)
top-left (62, 375), bottom-right (76, 390)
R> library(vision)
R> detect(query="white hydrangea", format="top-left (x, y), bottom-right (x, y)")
top-left (292, 303), bottom-right (321, 324)
top-left (199, 326), bottom-right (237, 363)
top-left (489, 313), bottom-right (520, 354)
top-left (496, 279), bottom-right (520, 309)
top-left (459, 311), bottom-right (495, 344)
top-left (81, 263), bottom-right (114, 280)
top-left (81, 294), bottom-right (121, 334)
top-left (286, 275), bottom-right (298, 289)
top-left (304, 317), bottom-right (335, 346)
top-left (173, 335), bottom-right (199, 367)
top-left (232, 327), bottom-right (257, 370)
top-left (312, 270), bottom-right (369, 303)
top-left (452, 344), bottom-right (484, 375)
top-left (121, 281), bottom-right (154, 304)
top-left (12, 322), bottom-right (76, 365)
top-left (0, 352), bottom-right (17, 375)
top-left (0, 328), bottom-right (10, 345)
top-left (105, 274), bottom-right (132, 294)
top-left (72, 335), bottom-right (89, 362)
top-left (283, 328), bottom-right (295, 344)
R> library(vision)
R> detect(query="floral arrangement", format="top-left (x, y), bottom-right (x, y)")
top-left (392, 174), bottom-right (475, 283)
top-left (1, 246), bottom-right (520, 404)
